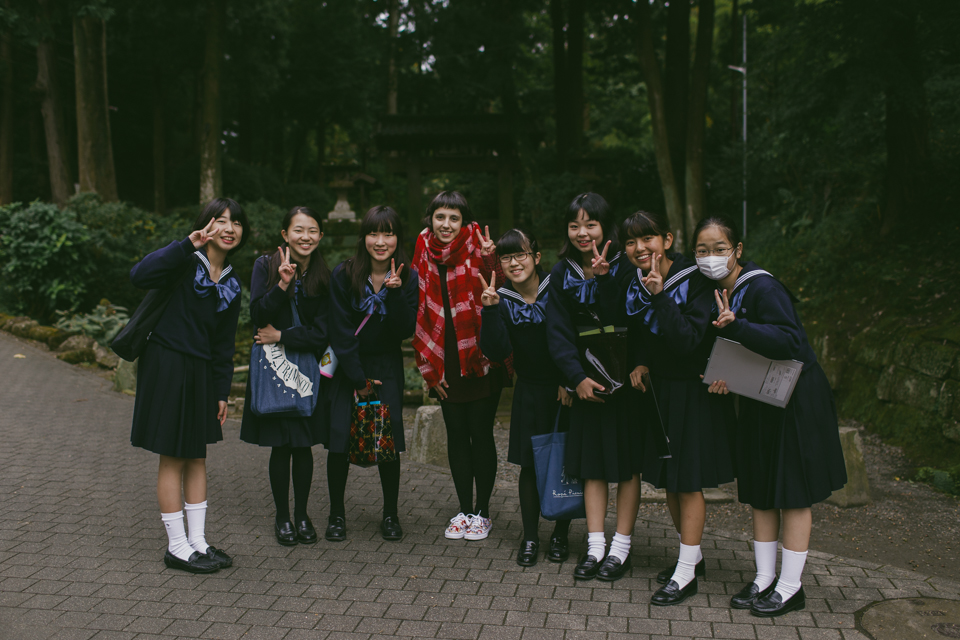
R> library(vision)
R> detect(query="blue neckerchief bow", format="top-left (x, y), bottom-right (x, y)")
top-left (353, 272), bottom-right (391, 316)
top-left (563, 269), bottom-right (598, 305)
top-left (503, 294), bottom-right (548, 325)
top-left (193, 263), bottom-right (241, 312)
top-left (625, 269), bottom-right (689, 335)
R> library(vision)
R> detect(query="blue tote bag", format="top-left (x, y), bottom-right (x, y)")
top-left (249, 299), bottom-right (320, 417)
top-left (531, 408), bottom-right (586, 521)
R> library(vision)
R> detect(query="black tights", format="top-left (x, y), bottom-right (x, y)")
top-left (518, 466), bottom-right (571, 543)
top-left (326, 452), bottom-right (401, 519)
top-left (269, 446), bottom-right (314, 523)
top-left (440, 394), bottom-right (500, 518)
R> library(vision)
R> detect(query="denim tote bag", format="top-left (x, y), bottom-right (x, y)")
top-left (249, 299), bottom-right (320, 417)
top-left (531, 408), bottom-right (586, 520)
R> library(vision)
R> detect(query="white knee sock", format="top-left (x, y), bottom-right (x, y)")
top-left (161, 511), bottom-right (196, 561)
top-left (184, 501), bottom-right (210, 554)
top-left (669, 543), bottom-right (700, 588)
top-left (608, 532), bottom-right (631, 563)
top-left (677, 532), bottom-right (702, 562)
top-left (753, 540), bottom-right (778, 590)
top-left (587, 531), bottom-right (606, 561)
top-left (775, 548), bottom-right (807, 600)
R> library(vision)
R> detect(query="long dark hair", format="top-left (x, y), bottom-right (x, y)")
top-left (345, 205), bottom-right (410, 298)
top-left (192, 197), bottom-right (250, 256)
top-left (266, 206), bottom-right (331, 297)
top-left (557, 192), bottom-right (620, 263)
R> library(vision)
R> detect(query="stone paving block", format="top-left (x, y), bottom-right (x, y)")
top-left (198, 622), bottom-right (253, 640)
top-left (797, 629), bottom-right (842, 640)
top-left (755, 627), bottom-right (800, 639)
top-left (476, 625), bottom-right (523, 640)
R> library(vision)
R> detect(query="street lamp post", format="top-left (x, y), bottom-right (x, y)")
top-left (728, 13), bottom-right (747, 237)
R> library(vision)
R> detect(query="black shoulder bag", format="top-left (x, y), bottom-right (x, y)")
top-left (111, 261), bottom-right (194, 362)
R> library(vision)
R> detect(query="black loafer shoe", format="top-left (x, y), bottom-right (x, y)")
top-left (751, 586), bottom-right (805, 618)
top-left (596, 554), bottom-right (632, 581)
top-left (380, 516), bottom-right (403, 541)
top-left (651, 578), bottom-right (698, 606)
top-left (275, 520), bottom-right (298, 546)
top-left (656, 558), bottom-right (706, 584)
top-left (325, 516), bottom-right (346, 542)
top-left (546, 536), bottom-right (569, 563)
top-left (296, 517), bottom-right (318, 544)
top-left (163, 550), bottom-right (220, 574)
top-left (205, 546), bottom-right (233, 569)
top-left (516, 540), bottom-right (539, 567)
top-left (730, 578), bottom-right (777, 609)
top-left (573, 554), bottom-right (604, 580)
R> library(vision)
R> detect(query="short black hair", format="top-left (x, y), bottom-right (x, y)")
top-left (422, 191), bottom-right (472, 229)
top-left (496, 228), bottom-right (539, 258)
top-left (557, 192), bottom-right (620, 261)
top-left (192, 197), bottom-right (250, 255)
top-left (619, 210), bottom-right (671, 242)
top-left (693, 215), bottom-right (742, 249)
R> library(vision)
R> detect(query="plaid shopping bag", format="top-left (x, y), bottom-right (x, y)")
top-left (348, 382), bottom-right (398, 467)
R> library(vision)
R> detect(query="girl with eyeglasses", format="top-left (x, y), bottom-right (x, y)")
top-left (545, 192), bottom-right (644, 583)
top-left (324, 206), bottom-right (418, 542)
top-left (411, 191), bottom-right (506, 541)
top-left (615, 210), bottom-right (736, 606)
top-left (477, 229), bottom-right (573, 567)
top-left (695, 215), bottom-right (846, 618)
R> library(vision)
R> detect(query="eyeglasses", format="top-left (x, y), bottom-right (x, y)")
top-left (694, 247), bottom-right (735, 258)
top-left (498, 252), bottom-right (533, 265)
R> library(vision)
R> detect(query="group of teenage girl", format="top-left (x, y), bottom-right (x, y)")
top-left (129, 190), bottom-right (847, 619)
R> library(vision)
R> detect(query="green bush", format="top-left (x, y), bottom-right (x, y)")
top-left (914, 466), bottom-right (960, 495)
top-left (0, 201), bottom-right (95, 320)
top-left (55, 301), bottom-right (130, 346)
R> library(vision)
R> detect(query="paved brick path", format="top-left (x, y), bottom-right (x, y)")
top-left (1, 331), bottom-right (958, 640)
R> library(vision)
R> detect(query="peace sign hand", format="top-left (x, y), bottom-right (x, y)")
top-left (478, 270), bottom-right (500, 307)
top-left (713, 288), bottom-right (736, 329)
top-left (476, 225), bottom-right (496, 257)
top-left (591, 240), bottom-right (611, 276)
top-left (189, 217), bottom-right (221, 249)
top-left (277, 246), bottom-right (296, 289)
top-left (385, 259), bottom-right (404, 289)
top-left (641, 253), bottom-right (663, 295)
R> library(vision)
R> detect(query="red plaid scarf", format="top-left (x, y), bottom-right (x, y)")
top-left (412, 222), bottom-right (490, 388)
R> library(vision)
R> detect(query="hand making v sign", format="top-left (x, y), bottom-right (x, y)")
top-left (277, 246), bottom-right (297, 289)
top-left (384, 259), bottom-right (405, 289)
top-left (713, 288), bottom-right (736, 329)
top-left (189, 217), bottom-right (221, 249)
top-left (478, 270), bottom-right (500, 307)
top-left (475, 225), bottom-right (496, 257)
top-left (591, 240), bottom-right (612, 276)
top-left (641, 253), bottom-right (663, 295)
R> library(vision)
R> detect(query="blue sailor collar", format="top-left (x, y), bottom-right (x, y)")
top-left (562, 252), bottom-right (623, 304)
top-left (193, 250), bottom-right (239, 312)
top-left (625, 259), bottom-right (697, 333)
top-left (353, 271), bottom-right (393, 316)
top-left (727, 262), bottom-right (775, 314)
top-left (497, 272), bottom-right (550, 325)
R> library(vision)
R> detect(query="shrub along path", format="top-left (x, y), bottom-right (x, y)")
top-left (1, 330), bottom-right (959, 640)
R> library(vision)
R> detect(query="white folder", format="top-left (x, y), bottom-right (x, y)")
top-left (702, 337), bottom-right (803, 408)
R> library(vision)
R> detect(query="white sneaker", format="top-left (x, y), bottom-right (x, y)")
top-left (444, 512), bottom-right (471, 539)
top-left (464, 514), bottom-right (492, 540)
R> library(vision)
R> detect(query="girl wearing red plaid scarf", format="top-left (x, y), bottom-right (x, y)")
top-left (412, 191), bottom-right (504, 541)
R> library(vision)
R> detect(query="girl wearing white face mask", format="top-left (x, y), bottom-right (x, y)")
top-left (694, 215), bottom-right (847, 619)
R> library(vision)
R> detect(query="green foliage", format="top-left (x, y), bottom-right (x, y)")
top-left (0, 201), bottom-right (95, 320)
top-left (915, 467), bottom-right (960, 496)
top-left (404, 363), bottom-right (423, 392)
top-left (54, 301), bottom-right (129, 347)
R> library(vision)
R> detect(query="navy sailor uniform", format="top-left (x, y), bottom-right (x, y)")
top-left (324, 262), bottom-right (419, 454)
top-left (480, 270), bottom-right (565, 467)
top-left (717, 261), bottom-right (847, 510)
top-left (239, 254), bottom-right (331, 448)
top-left (622, 253), bottom-right (736, 493)
top-left (129, 238), bottom-right (242, 459)
top-left (546, 253), bottom-right (644, 482)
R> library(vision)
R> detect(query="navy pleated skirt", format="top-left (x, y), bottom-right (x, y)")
top-left (130, 341), bottom-right (223, 458)
top-left (564, 386), bottom-right (644, 483)
top-left (239, 376), bottom-right (327, 448)
top-left (324, 351), bottom-right (406, 455)
top-left (735, 363), bottom-right (848, 510)
top-left (642, 376), bottom-right (737, 493)
top-left (507, 378), bottom-right (566, 467)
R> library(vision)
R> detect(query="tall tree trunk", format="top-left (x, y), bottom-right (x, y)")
top-left (633, 1), bottom-right (685, 249)
top-left (199, 0), bottom-right (225, 203)
top-left (0, 20), bottom-right (13, 205)
top-left (34, 0), bottom-right (72, 207)
top-left (28, 109), bottom-right (47, 198)
top-left (664, 0), bottom-right (690, 202)
top-left (684, 0), bottom-right (715, 234)
top-left (550, 0), bottom-right (569, 166)
top-left (316, 117), bottom-right (326, 187)
top-left (152, 70), bottom-right (166, 214)
top-left (491, 0), bottom-right (520, 118)
top-left (386, 0), bottom-right (399, 114)
top-left (729, 0), bottom-right (740, 140)
top-left (880, 6), bottom-right (929, 234)
top-left (566, 0), bottom-right (586, 160)
top-left (73, 15), bottom-right (118, 201)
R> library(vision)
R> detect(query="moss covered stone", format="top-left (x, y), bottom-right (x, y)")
top-left (940, 379), bottom-right (959, 419)
top-left (27, 325), bottom-right (60, 344)
top-left (908, 341), bottom-right (957, 378)
top-left (8, 319), bottom-right (38, 338)
top-left (57, 348), bottom-right (96, 364)
top-left (850, 328), bottom-right (895, 369)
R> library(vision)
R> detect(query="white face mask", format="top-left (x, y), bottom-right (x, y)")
top-left (696, 255), bottom-right (734, 280)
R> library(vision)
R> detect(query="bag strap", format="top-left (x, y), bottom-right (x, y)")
top-left (355, 313), bottom-right (373, 336)
top-left (289, 297), bottom-right (303, 328)
top-left (552, 406), bottom-right (564, 434)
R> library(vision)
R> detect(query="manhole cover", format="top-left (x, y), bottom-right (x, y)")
top-left (932, 623), bottom-right (960, 638)
top-left (858, 598), bottom-right (960, 640)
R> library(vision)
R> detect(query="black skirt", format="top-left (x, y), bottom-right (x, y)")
top-left (239, 376), bottom-right (327, 448)
top-left (642, 376), bottom-right (737, 493)
top-left (324, 351), bottom-right (406, 455)
top-left (736, 363), bottom-right (847, 510)
top-left (130, 341), bottom-right (223, 458)
top-left (564, 386), bottom-right (644, 483)
top-left (507, 379), bottom-right (566, 467)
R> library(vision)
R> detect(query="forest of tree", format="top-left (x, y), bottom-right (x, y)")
top-left (0, 0), bottom-right (958, 247)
